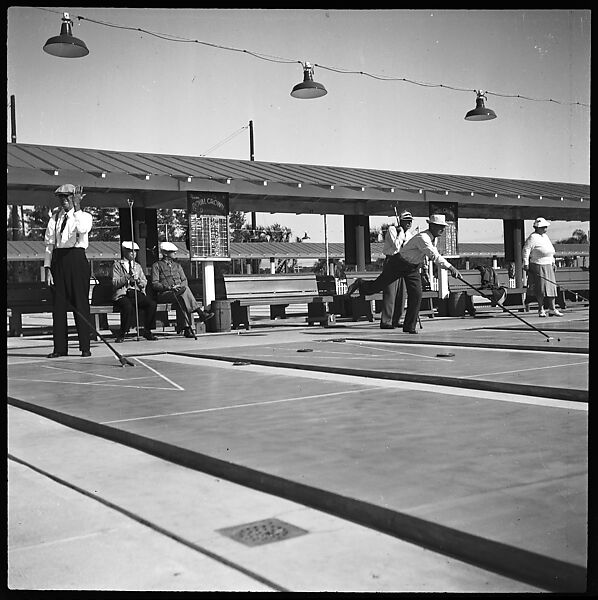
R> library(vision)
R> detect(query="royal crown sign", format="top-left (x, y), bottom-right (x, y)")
top-left (187, 191), bottom-right (230, 259)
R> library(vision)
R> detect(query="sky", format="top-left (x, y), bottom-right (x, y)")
top-left (7, 8), bottom-right (591, 244)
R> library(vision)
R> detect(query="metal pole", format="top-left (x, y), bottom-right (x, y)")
top-left (10, 95), bottom-right (17, 143)
top-left (127, 199), bottom-right (141, 341)
top-left (249, 120), bottom-right (256, 233)
top-left (452, 274), bottom-right (554, 341)
top-left (324, 214), bottom-right (330, 275)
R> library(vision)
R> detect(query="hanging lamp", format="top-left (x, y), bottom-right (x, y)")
top-left (43, 12), bottom-right (89, 58)
top-left (291, 63), bottom-right (327, 99)
top-left (464, 91), bottom-right (496, 121)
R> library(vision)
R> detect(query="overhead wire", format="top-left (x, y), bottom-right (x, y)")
top-left (33, 7), bottom-right (590, 109)
top-left (199, 124), bottom-right (249, 157)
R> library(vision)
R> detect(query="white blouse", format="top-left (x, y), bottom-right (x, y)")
top-left (522, 232), bottom-right (555, 266)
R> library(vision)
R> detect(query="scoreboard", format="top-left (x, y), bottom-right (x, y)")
top-left (187, 191), bottom-right (230, 259)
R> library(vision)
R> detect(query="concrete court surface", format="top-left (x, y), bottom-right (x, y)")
top-left (7, 307), bottom-right (590, 592)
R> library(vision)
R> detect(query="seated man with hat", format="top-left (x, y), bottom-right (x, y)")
top-left (151, 241), bottom-right (214, 337)
top-left (112, 241), bottom-right (158, 342)
top-left (346, 214), bottom-right (461, 334)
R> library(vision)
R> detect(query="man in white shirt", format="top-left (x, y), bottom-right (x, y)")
top-left (380, 210), bottom-right (415, 329)
top-left (44, 183), bottom-right (93, 357)
top-left (346, 214), bottom-right (460, 334)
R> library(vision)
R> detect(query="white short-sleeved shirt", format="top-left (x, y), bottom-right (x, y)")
top-left (44, 208), bottom-right (93, 267)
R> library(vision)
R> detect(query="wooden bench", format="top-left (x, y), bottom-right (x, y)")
top-left (341, 271), bottom-right (437, 321)
top-left (448, 269), bottom-right (527, 315)
top-left (7, 282), bottom-right (53, 337)
top-left (6, 280), bottom-right (192, 338)
top-left (219, 273), bottom-right (336, 330)
top-left (91, 279), bottom-right (206, 335)
top-left (556, 267), bottom-right (590, 306)
top-left (525, 267), bottom-right (590, 310)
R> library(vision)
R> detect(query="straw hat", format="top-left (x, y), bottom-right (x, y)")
top-left (427, 214), bottom-right (448, 226)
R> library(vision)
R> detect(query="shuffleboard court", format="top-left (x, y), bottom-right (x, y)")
top-left (7, 353), bottom-right (587, 592)
top-left (176, 339), bottom-right (588, 402)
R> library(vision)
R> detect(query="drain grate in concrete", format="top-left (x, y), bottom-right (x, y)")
top-left (218, 518), bottom-right (308, 547)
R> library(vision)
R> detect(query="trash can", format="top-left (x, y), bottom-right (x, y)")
top-left (447, 291), bottom-right (467, 317)
top-left (206, 300), bottom-right (231, 333)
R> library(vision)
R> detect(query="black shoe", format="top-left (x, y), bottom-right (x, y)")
top-left (380, 324), bottom-right (395, 329)
top-left (200, 311), bottom-right (215, 323)
top-left (81, 351), bottom-right (92, 357)
top-left (403, 329), bottom-right (418, 335)
top-left (144, 333), bottom-right (158, 341)
top-left (183, 328), bottom-right (195, 338)
top-left (114, 336), bottom-right (125, 343)
top-left (46, 352), bottom-right (67, 358)
top-left (345, 278), bottom-right (363, 296)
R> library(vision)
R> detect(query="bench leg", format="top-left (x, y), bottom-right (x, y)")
top-left (350, 297), bottom-right (373, 322)
top-left (9, 311), bottom-right (23, 337)
top-left (307, 303), bottom-right (336, 327)
top-left (231, 302), bottom-right (249, 330)
top-left (270, 304), bottom-right (288, 319)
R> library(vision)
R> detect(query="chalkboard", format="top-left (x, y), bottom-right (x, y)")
top-left (187, 191), bottom-right (230, 259)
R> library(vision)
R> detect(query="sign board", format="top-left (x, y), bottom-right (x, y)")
top-left (187, 191), bottom-right (230, 259)
top-left (428, 201), bottom-right (458, 257)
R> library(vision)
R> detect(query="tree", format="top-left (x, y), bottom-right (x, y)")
top-left (7, 205), bottom-right (22, 241)
top-left (22, 205), bottom-right (51, 240)
top-left (86, 207), bottom-right (121, 241)
top-left (555, 229), bottom-right (589, 244)
top-left (229, 211), bottom-right (247, 242)
top-left (157, 208), bottom-right (187, 241)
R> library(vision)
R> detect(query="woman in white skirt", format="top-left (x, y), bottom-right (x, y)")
top-left (522, 217), bottom-right (564, 317)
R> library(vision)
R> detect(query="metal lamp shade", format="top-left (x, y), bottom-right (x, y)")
top-left (291, 68), bottom-right (327, 99)
top-left (465, 96), bottom-right (497, 121)
top-left (43, 21), bottom-right (89, 58)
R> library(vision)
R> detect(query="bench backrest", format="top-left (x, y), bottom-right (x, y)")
top-left (345, 271), bottom-right (381, 285)
top-left (7, 282), bottom-right (52, 306)
top-left (222, 274), bottom-right (319, 300)
top-left (449, 270), bottom-right (486, 292)
top-left (555, 268), bottom-right (590, 288)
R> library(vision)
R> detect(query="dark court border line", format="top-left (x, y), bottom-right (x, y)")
top-left (8, 396), bottom-right (586, 593)
top-left (468, 326), bottom-right (589, 333)
top-left (173, 351), bottom-right (588, 403)
top-left (7, 452), bottom-right (287, 592)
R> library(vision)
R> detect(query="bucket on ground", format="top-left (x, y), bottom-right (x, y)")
top-left (207, 299), bottom-right (232, 332)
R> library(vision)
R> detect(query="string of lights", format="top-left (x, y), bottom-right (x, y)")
top-left (36, 7), bottom-right (590, 110)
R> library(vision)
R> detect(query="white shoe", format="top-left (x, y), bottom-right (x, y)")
top-left (550, 309), bottom-right (564, 317)
top-left (538, 309), bottom-right (547, 317)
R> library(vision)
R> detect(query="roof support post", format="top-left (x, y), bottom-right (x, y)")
top-left (343, 215), bottom-right (371, 271)
top-left (503, 219), bottom-right (525, 288)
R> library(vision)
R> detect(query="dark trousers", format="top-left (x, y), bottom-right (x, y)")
top-left (114, 291), bottom-right (157, 335)
top-left (360, 254), bottom-right (422, 332)
top-left (380, 256), bottom-right (405, 327)
top-left (155, 290), bottom-right (195, 332)
top-left (50, 248), bottom-right (91, 354)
